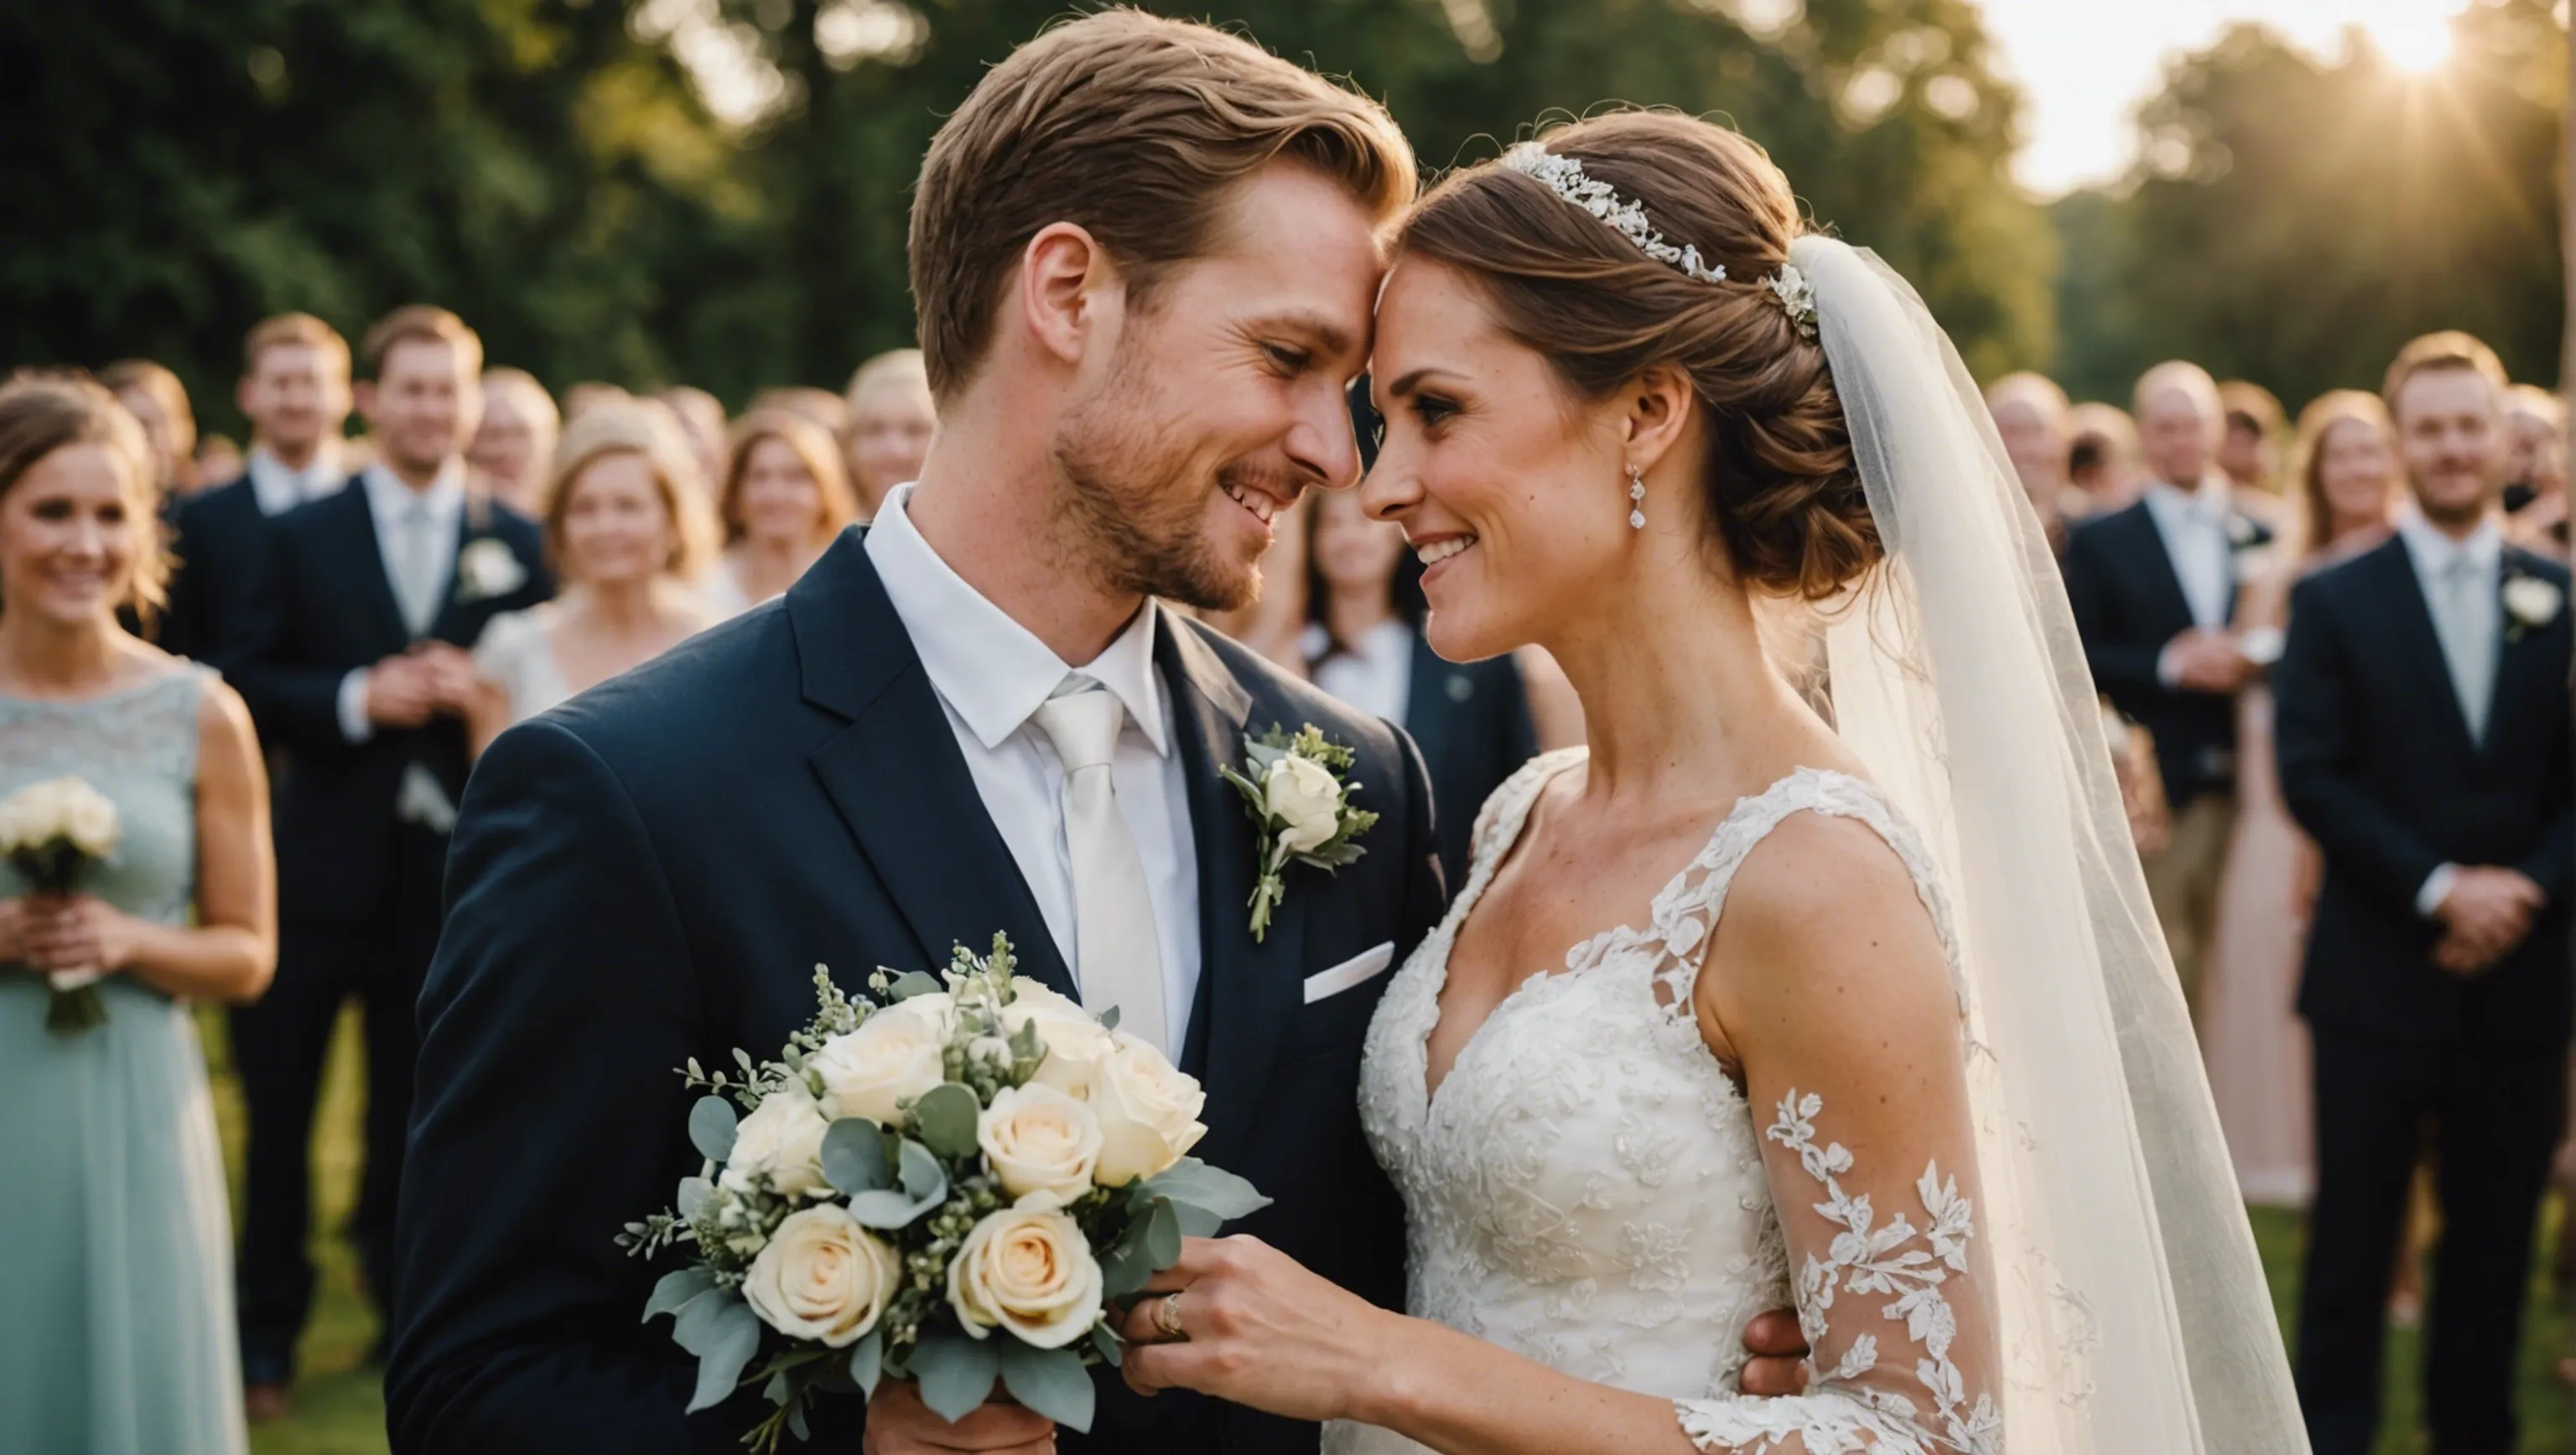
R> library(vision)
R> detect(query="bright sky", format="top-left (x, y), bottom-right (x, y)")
top-left (1976, 0), bottom-right (2466, 195)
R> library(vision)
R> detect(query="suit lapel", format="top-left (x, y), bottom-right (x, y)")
top-left (2482, 552), bottom-right (2566, 761)
top-left (327, 483), bottom-right (413, 650)
top-left (2366, 538), bottom-right (2482, 758)
top-left (428, 495), bottom-right (489, 642)
top-left (2123, 504), bottom-right (2200, 639)
top-left (791, 533), bottom-right (1077, 1000)
top-left (1158, 612), bottom-right (1307, 1172)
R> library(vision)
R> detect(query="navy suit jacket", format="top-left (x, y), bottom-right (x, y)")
top-left (231, 480), bottom-right (552, 924)
top-left (388, 530), bottom-right (1443, 1455)
top-left (159, 474), bottom-right (270, 672)
top-left (2275, 536), bottom-right (2573, 1046)
top-left (2063, 498), bottom-right (2268, 807)
top-left (1400, 631), bottom-right (1539, 886)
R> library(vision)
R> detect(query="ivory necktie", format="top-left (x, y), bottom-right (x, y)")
top-left (1030, 680), bottom-right (1168, 1054)
top-left (2437, 553), bottom-right (2496, 745)
top-left (392, 496), bottom-right (441, 639)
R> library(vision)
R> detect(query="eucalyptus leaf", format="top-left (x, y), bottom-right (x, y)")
top-left (886, 970), bottom-right (944, 1001)
top-left (787, 1400), bottom-right (810, 1442)
top-left (910, 1083), bottom-right (982, 1161)
top-left (672, 1288), bottom-right (740, 1355)
top-left (1090, 1323), bottom-right (1124, 1369)
top-left (684, 1299), bottom-right (761, 1414)
top-left (999, 1343), bottom-right (1096, 1433)
top-left (688, 1095), bottom-right (739, 1162)
top-left (1142, 1198), bottom-right (1182, 1271)
top-left (849, 1140), bottom-right (948, 1229)
top-left (644, 1267), bottom-right (716, 1323)
top-left (909, 1333), bottom-right (1000, 1423)
top-left (1137, 1159), bottom-right (1273, 1224)
top-left (675, 1176), bottom-right (713, 1220)
top-left (1171, 1202), bottom-right (1223, 1238)
top-left (763, 1371), bottom-right (792, 1405)
top-left (849, 1328), bottom-right (884, 1398)
top-left (899, 1137), bottom-right (948, 1200)
top-left (1097, 1005), bottom-right (1120, 1033)
top-left (822, 1118), bottom-right (892, 1195)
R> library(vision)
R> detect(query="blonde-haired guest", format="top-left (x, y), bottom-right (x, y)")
top-left (2503, 382), bottom-right (2567, 559)
top-left (1985, 371), bottom-right (2080, 553)
top-left (702, 408), bottom-right (857, 616)
top-left (2220, 379), bottom-right (2293, 533)
top-left (465, 407), bottom-right (720, 752)
top-left (841, 349), bottom-right (937, 521)
top-left (2199, 389), bottom-right (2402, 1209)
top-left (467, 369), bottom-right (560, 516)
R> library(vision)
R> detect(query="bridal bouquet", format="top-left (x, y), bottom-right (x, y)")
top-left (0, 775), bottom-right (122, 1035)
top-left (621, 935), bottom-right (1267, 1450)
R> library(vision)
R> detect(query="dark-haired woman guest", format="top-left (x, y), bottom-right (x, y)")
top-left (703, 408), bottom-right (860, 616)
top-left (0, 374), bottom-right (277, 1453)
top-left (1301, 486), bottom-right (1538, 884)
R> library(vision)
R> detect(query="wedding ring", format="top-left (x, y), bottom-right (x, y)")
top-left (1154, 1291), bottom-right (1188, 1342)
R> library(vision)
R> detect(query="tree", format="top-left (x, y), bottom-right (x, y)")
top-left (2047, 0), bottom-right (2565, 408)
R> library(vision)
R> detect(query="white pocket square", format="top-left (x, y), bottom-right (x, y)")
top-left (1303, 942), bottom-right (1396, 1005)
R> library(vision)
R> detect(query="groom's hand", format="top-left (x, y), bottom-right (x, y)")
top-left (863, 1380), bottom-right (1055, 1455)
top-left (1738, 1309), bottom-right (1811, 1397)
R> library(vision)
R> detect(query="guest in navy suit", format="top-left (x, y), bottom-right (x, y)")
top-left (2277, 331), bottom-right (2573, 1455)
top-left (1302, 486), bottom-right (1537, 885)
top-left (162, 314), bottom-right (355, 672)
top-left (230, 305), bottom-right (551, 1420)
top-left (2063, 360), bottom-right (2272, 1010)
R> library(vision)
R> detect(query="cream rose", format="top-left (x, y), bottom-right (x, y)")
top-left (1005, 985), bottom-right (1118, 1101)
top-left (977, 1083), bottom-right (1104, 1210)
top-left (741, 1203), bottom-right (900, 1348)
top-left (812, 994), bottom-right (953, 1125)
top-left (1090, 1032), bottom-right (1209, 1186)
top-left (1265, 753), bottom-right (1343, 854)
top-left (2505, 575), bottom-right (2564, 628)
top-left (945, 1206), bottom-right (1104, 1348)
top-left (722, 1085), bottom-right (833, 1199)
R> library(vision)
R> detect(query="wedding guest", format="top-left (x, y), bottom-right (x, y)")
top-left (562, 381), bottom-right (632, 421)
top-left (2277, 331), bottom-right (2573, 1455)
top-left (2064, 361), bottom-right (2270, 1012)
top-left (2068, 400), bottom-right (2145, 511)
top-left (750, 384), bottom-right (849, 438)
top-left (466, 368), bottom-right (559, 516)
top-left (652, 384), bottom-right (729, 503)
top-left (2220, 379), bottom-right (2293, 533)
top-left (840, 349), bottom-right (937, 521)
top-left (195, 433), bottom-right (245, 488)
top-left (0, 373), bottom-right (276, 1455)
top-left (228, 306), bottom-right (551, 1418)
top-left (101, 358), bottom-right (199, 500)
top-left (163, 314), bottom-right (355, 671)
top-left (2502, 383), bottom-right (2567, 556)
top-left (1985, 371), bottom-right (2080, 553)
top-left (1302, 486), bottom-right (1536, 882)
top-left (467, 407), bottom-right (719, 749)
top-left (2200, 389), bottom-right (2401, 1209)
top-left (702, 407), bottom-right (855, 616)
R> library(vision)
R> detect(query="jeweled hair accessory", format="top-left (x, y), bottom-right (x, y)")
top-left (1768, 262), bottom-right (1820, 340)
top-left (1500, 142), bottom-right (1728, 285)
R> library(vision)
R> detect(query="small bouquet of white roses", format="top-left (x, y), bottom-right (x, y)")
top-left (0, 775), bottom-right (123, 1035)
top-left (621, 935), bottom-right (1268, 1451)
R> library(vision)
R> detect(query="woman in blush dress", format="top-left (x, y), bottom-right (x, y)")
top-left (0, 375), bottom-right (277, 1455)
top-left (699, 408), bottom-right (858, 617)
top-left (2199, 389), bottom-right (2401, 1208)
top-left (466, 406), bottom-right (720, 749)
top-left (839, 349), bottom-right (937, 523)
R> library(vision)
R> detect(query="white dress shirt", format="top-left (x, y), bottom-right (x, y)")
top-left (1303, 620), bottom-right (1415, 729)
top-left (336, 460), bottom-right (469, 744)
top-left (2142, 477), bottom-right (2237, 630)
top-left (2396, 507), bottom-right (2506, 918)
top-left (245, 441), bottom-right (347, 517)
top-left (865, 484), bottom-right (1202, 1031)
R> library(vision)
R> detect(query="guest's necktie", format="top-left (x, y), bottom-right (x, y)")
top-left (1031, 679), bottom-right (1168, 1055)
top-left (2438, 553), bottom-right (2496, 744)
top-left (392, 497), bottom-right (440, 639)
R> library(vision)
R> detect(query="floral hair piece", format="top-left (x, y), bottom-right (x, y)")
top-left (1500, 142), bottom-right (1728, 285)
top-left (1768, 262), bottom-right (1820, 340)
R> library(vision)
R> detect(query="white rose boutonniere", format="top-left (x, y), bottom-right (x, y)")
top-left (2504, 572), bottom-right (2563, 642)
top-left (455, 537), bottom-right (528, 601)
top-left (1218, 724), bottom-right (1379, 942)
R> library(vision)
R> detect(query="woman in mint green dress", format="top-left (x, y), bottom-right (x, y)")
top-left (0, 376), bottom-right (277, 1455)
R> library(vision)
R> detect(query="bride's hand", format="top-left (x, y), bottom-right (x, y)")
top-left (1119, 1236), bottom-right (1401, 1424)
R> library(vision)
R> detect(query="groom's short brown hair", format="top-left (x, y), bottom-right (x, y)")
top-left (908, 8), bottom-right (1416, 400)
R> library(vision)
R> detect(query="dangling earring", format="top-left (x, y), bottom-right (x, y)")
top-left (1627, 464), bottom-right (1647, 530)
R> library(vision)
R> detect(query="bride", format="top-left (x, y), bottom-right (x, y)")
top-left (1114, 112), bottom-right (2306, 1453)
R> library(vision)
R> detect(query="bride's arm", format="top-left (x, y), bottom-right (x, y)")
top-left (1121, 810), bottom-right (1986, 1455)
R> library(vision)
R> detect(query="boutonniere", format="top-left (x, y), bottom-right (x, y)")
top-left (455, 537), bottom-right (527, 602)
top-left (2504, 570), bottom-right (2564, 642)
top-left (2225, 514), bottom-right (2263, 551)
top-left (1218, 724), bottom-right (1379, 943)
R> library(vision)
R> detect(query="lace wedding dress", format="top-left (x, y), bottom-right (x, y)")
top-left (1329, 748), bottom-right (1998, 1455)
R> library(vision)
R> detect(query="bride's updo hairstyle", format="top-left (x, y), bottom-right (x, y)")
top-left (1397, 112), bottom-right (1879, 601)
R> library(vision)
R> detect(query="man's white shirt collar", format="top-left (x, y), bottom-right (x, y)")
top-left (2395, 504), bottom-right (2501, 578)
top-left (246, 442), bottom-right (347, 515)
top-left (2144, 473), bottom-right (2231, 524)
top-left (361, 457), bottom-right (468, 528)
top-left (865, 482), bottom-right (1170, 756)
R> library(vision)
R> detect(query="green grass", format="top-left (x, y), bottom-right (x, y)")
top-left (205, 1011), bottom-right (2573, 1454)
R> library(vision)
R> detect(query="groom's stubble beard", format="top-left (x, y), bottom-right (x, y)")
top-left (1051, 335), bottom-right (1268, 614)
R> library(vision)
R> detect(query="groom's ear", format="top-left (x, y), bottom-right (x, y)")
top-left (1622, 364), bottom-right (1696, 475)
top-left (1016, 222), bottom-right (1124, 374)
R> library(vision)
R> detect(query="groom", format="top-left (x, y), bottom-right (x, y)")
top-left (390, 14), bottom-right (1801, 1455)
